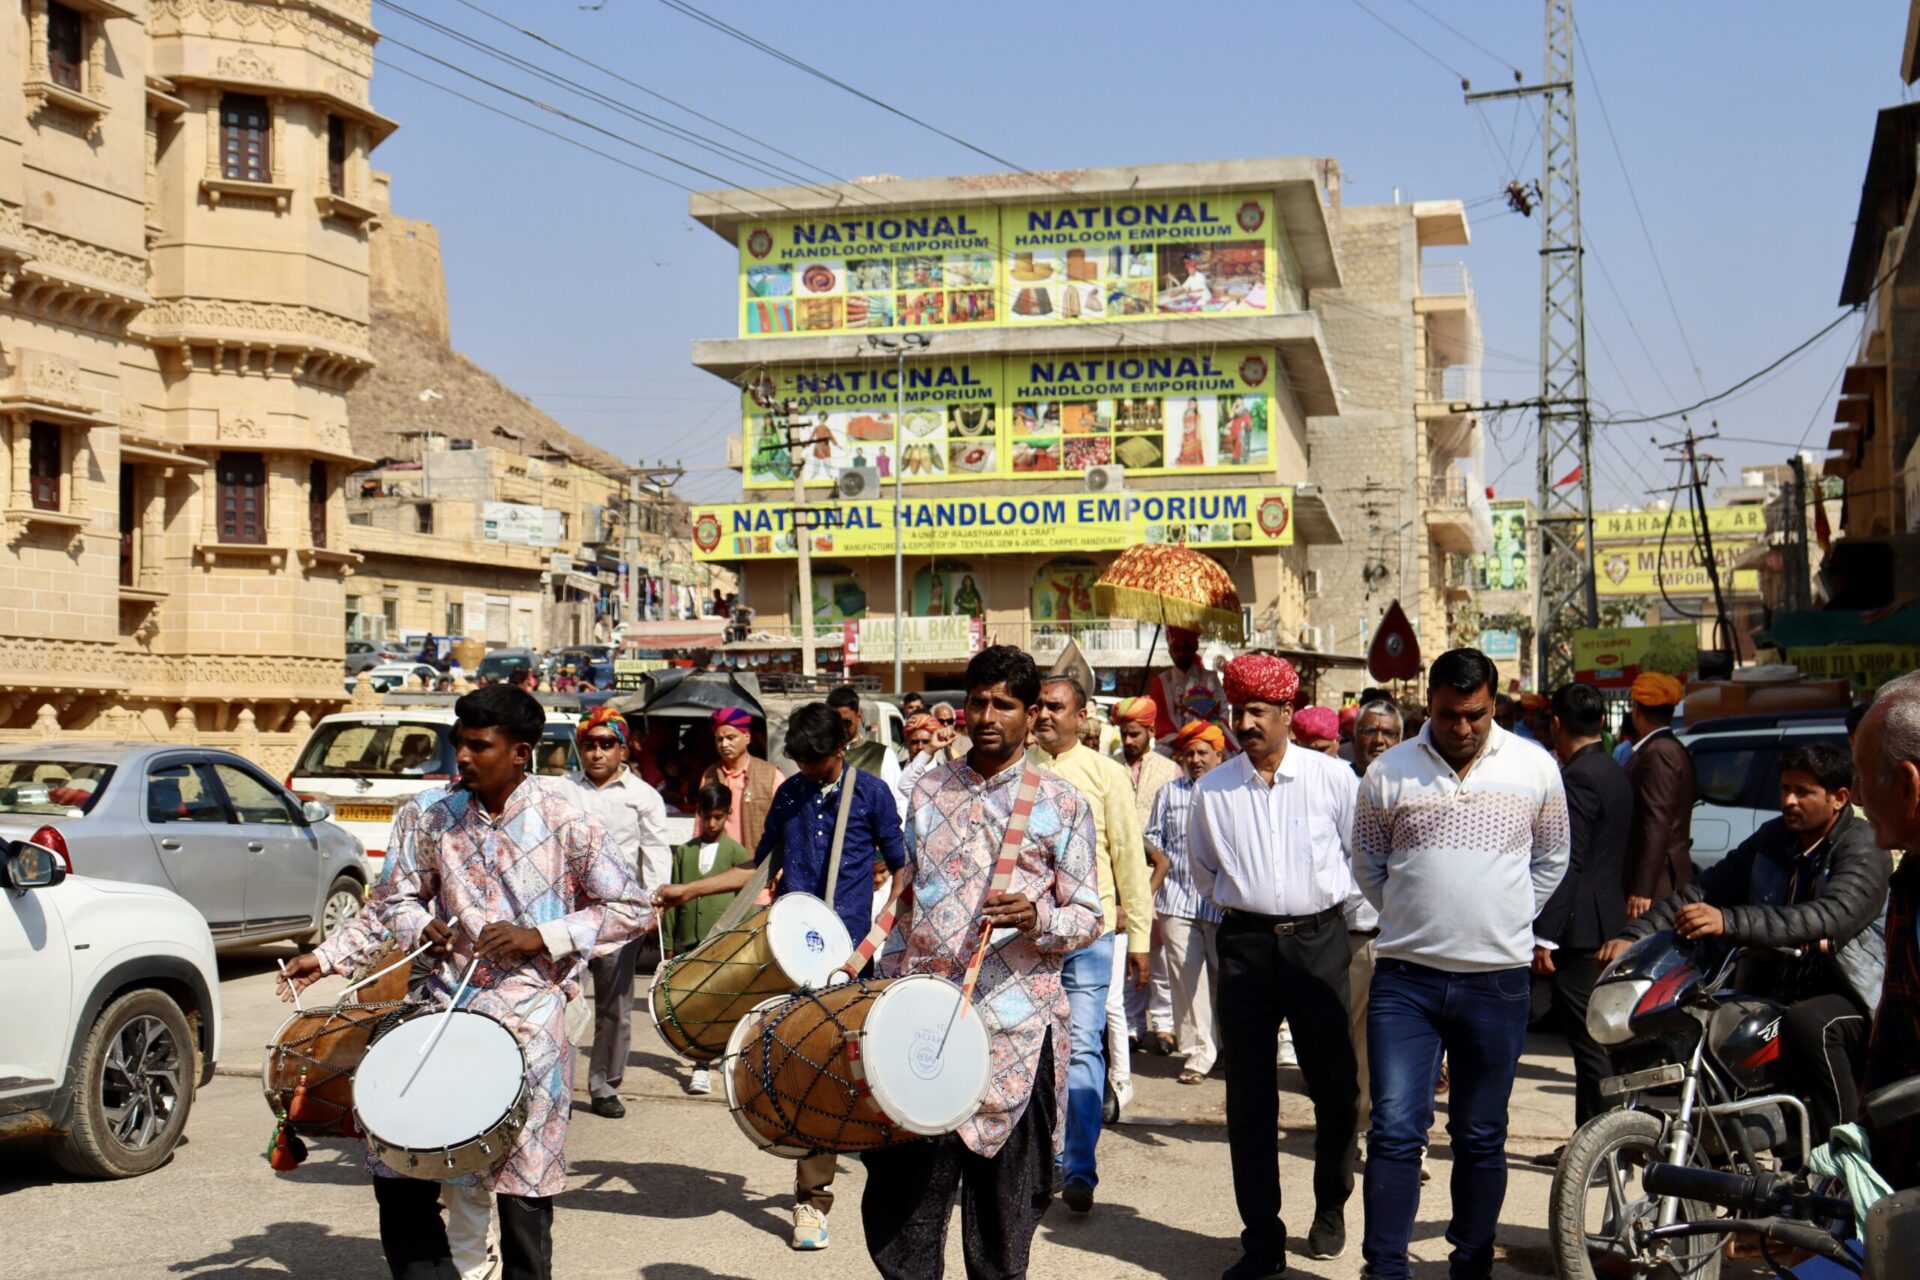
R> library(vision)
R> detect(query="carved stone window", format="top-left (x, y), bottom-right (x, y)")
top-left (29, 422), bottom-right (62, 512)
top-left (308, 459), bottom-right (328, 547)
top-left (327, 116), bottom-right (346, 196)
top-left (220, 93), bottom-right (271, 182)
top-left (217, 450), bottom-right (265, 545)
top-left (47, 2), bottom-right (83, 91)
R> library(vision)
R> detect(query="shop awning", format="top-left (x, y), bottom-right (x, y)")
top-left (622, 627), bottom-right (725, 650)
top-left (722, 632), bottom-right (845, 652)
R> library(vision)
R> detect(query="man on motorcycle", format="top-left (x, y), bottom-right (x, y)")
top-left (1597, 741), bottom-right (1890, 1146)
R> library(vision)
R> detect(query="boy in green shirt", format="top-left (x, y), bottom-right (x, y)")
top-left (668, 781), bottom-right (754, 1094)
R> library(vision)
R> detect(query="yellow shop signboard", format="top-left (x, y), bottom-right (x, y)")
top-left (1592, 506), bottom-right (1767, 543)
top-left (689, 486), bottom-right (1296, 562)
top-left (1594, 539), bottom-right (1761, 597)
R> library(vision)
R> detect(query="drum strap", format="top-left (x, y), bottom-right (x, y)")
top-left (820, 764), bottom-right (860, 910)
top-left (958, 765), bottom-right (1042, 1006)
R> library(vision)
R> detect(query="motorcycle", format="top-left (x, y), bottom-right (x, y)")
top-left (1548, 929), bottom-right (1830, 1279)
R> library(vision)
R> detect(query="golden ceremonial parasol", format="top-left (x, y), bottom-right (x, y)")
top-left (1092, 543), bottom-right (1245, 692)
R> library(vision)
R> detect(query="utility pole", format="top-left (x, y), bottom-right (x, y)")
top-left (749, 378), bottom-right (817, 675)
top-left (1467, 0), bottom-right (1598, 687)
top-left (621, 464), bottom-right (685, 626)
top-left (1667, 430), bottom-right (1733, 660)
top-left (867, 332), bottom-right (932, 694)
top-left (1786, 453), bottom-right (1811, 613)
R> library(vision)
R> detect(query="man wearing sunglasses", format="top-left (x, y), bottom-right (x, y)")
top-left (567, 705), bottom-right (671, 1120)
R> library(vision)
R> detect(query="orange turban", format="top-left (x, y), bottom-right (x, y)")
top-left (903, 713), bottom-right (938, 735)
top-left (1519, 692), bottom-right (1548, 712)
top-left (1110, 696), bottom-right (1156, 725)
top-left (1630, 672), bottom-right (1684, 708)
top-left (1174, 720), bottom-right (1227, 753)
top-left (1222, 653), bottom-right (1300, 708)
top-left (575, 705), bottom-right (628, 744)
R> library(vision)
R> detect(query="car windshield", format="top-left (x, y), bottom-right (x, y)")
top-left (0, 760), bottom-right (116, 815)
top-left (535, 726), bottom-right (577, 776)
top-left (296, 721), bottom-right (452, 778)
top-left (478, 653), bottom-right (529, 679)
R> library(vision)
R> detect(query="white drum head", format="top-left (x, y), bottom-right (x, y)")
top-left (722, 994), bottom-right (807, 1159)
top-left (862, 975), bottom-right (990, 1136)
top-left (355, 1010), bottom-right (524, 1150)
top-left (765, 894), bottom-right (852, 990)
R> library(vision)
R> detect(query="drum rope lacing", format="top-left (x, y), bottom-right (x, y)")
top-left (265, 999), bottom-right (419, 1128)
top-left (738, 980), bottom-right (902, 1152)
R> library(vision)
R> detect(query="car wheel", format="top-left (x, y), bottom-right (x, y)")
top-left (308, 874), bottom-right (364, 948)
top-left (49, 989), bottom-right (195, 1179)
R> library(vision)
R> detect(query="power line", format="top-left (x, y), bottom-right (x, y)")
top-left (1584, 230), bottom-right (1682, 405)
top-left (1339, 0), bottom-right (1472, 84)
top-left (1573, 19), bottom-right (1708, 396)
top-left (1396, 0), bottom-right (1525, 77)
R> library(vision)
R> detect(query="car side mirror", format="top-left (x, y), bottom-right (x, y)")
top-left (301, 799), bottom-right (334, 824)
top-left (5, 839), bottom-right (65, 892)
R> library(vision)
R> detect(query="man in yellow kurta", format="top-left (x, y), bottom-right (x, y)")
top-left (1030, 674), bottom-right (1153, 1214)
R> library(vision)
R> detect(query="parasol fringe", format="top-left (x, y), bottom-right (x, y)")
top-left (1092, 583), bottom-right (1244, 643)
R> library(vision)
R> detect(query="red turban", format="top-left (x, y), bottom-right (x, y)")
top-left (1167, 626), bottom-right (1200, 645)
top-left (1338, 705), bottom-right (1359, 733)
top-left (1222, 653), bottom-right (1299, 709)
top-left (1174, 720), bottom-right (1227, 753)
top-left (1110, 696), bottom-right (1156, 725)
top-left (1292, 705), bottom-right (1339, 743)
top-left (712, 707), bottom-right (753, 732)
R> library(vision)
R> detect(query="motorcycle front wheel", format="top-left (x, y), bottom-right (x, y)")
top-left (1548, 1107), bottom-right (1725, 1280)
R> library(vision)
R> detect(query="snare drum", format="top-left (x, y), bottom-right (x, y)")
top-left (724, 975), bottom-right (991, 1157)
top-left (353, 1008), bottom-right (529, 1180)
top-left (650, 893), bottom-right (852, 1063)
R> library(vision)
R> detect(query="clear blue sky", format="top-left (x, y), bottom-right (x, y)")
top-left (364, 0), bottom-right (1907, 510)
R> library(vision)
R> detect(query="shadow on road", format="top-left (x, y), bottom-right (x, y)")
top-left (218, 943), bottom-right (302, 982)
top-left (568, 1158), bottom-right (788, 1239)
top-left (168, 1220), bottom-right (384, 1277)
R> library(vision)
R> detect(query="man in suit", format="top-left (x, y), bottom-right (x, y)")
top-left (1623, 672), bottom-right (1695, 918)
top-left (1531, 682), bottom-right (1634, 1164)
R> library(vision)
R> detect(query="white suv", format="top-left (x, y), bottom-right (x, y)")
top-left (0, 838), bottom-right (221, 1177)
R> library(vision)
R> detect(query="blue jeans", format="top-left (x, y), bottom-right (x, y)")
top-left (1057, 932), bottom-right (1114, 1188)
top-left (1362, 959), bottom-right (1531, 1280)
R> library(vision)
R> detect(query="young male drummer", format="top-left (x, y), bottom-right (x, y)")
top-left (281, 684), bottom-right (650, 1280)
top-left (861, 644), bottom-right (1103, 1279)
top-left (655, 701), bottom-right (906, 1251)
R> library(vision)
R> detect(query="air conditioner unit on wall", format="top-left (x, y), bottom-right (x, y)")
top-left (1299, 625), bottom-right (1326, 652)
top-left (1083, 464), bottom-right (1126, 493)
top-left (1302, 569), bottom-right (1321, 599)
top-left (837, 467), bottom-right (881, 501)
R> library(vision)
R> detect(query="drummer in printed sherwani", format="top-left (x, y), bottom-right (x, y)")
top-left (864, 644), bottom-right (1103, 1280)
top-left (283, 684), bottom-right (650, 1280)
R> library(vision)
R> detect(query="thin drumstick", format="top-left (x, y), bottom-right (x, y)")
top-left (276, 959), bottom-right (304, 1012)
top-left (938, 768), bottom-right (1040, 1053)
top-left (335, 940), bottom-right (435, 1001)
top-left (398, 954), bottom-right (481, 1098)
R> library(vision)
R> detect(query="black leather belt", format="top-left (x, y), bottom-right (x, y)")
top-left (1223, 905), bottom-right (1342, 936)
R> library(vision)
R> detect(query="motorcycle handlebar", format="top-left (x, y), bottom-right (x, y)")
top-left (1643, 1219), bottom-right (1857, 1269)
top-left (1642, 1163), bottom-right (1850, 1223)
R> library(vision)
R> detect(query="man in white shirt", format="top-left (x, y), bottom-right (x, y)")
top-left (1189, 653), bottom-right (1364, 1278)
top-left (1350, 648), bottom-right (1569, 1280)
top-left (567, 705), bottom-right (671, 1120)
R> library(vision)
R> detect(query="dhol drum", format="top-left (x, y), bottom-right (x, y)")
top-left (650, 893), bottom-right (852, 1063)
top-left (353, 1007), bottom-right (529, 1180)
top-left (262, 943), bottom-right (421, 1138)
top-left (724, 974), bottom-right (991, 1158)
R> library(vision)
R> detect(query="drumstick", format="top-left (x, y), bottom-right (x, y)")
top-left (397, 955), bottom-right (482, 1098)
top-left (277, 959), bottom-right (304, 1012)
top-left (335, 940), bottom-right (435, 1001)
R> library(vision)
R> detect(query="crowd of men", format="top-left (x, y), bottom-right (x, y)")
top-left (277, 637), bottom-right (1920, 1280)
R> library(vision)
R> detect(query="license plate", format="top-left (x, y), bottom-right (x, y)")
top-left (336, 804), bottom-right (392, 824)
top-left (1600, 1063), bottom-right (1686, 1096)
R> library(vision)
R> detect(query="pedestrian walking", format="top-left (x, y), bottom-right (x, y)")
top-left (1145, 720), bottom-right (1227, 1083)
top-left (1189, 653), bottom-right (1364, 1277)
top-left (1530, 682), bottom-right (1633, 1162)
top-left (1352, 648), bottom-right (1569, 1280)
top-left (1623, 672), bottom-right (1695, 918)
top-left (1112, 695), bottom-right (1177, 1048)
top-left (665, 782), bottom-right (753, 1096)
top-left (1345, 698), bottom-right (1401, 1156)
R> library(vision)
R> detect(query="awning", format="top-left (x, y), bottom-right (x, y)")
top-left (623, 628), bottom-right (725, 650)
top-left (1756, 603), bottom-right (1920, 649)
top-left (722, 632), bottom-right (844, 652)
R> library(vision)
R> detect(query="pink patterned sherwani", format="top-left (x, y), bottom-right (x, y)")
top-left (312, 776), bottom-right (650, 1196)
top-left (879, 755), bottom-right (1102, 1157)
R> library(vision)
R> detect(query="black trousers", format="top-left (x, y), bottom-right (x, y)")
top-left (1216, 908), bottom-right (1358, 1262)
top-left (1780, 991), bottom-right (1871, 1146)
top-left (373, 1176), bottom-right (552, 1280)
top-left (860, 1034), bottom-right (1057, 1280)
top-left (1550, 948), bottom-right (1614, 1128)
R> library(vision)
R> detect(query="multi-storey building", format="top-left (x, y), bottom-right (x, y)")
top-left (685, 158), bottom-right (1349, 693)
top-left (0, 0), bottom-right (390, 770)
top-left (1304, 185), bottom-right (1494, 696)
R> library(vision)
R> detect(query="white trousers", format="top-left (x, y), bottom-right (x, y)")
top-left (443, 1183), bottom-right (498, 1280)
top-left (1151, 915), bottom-right (1219, 1075)
top-left (1105, 930), bottom-right (1131, 1086)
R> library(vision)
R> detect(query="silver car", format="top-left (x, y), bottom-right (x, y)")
top-left (0, 744), bottom-right (371, 951)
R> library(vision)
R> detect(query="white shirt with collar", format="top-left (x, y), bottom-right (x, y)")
top-left (1187, 741), bottom-right (1365, 922)
top-left (1352, 720), bottom-right (1570, 973)
top-left (566, 765), bottom-right (672, 895)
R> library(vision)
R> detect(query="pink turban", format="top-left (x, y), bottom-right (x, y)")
top-left (1292, 705), bottom-right (1339, 743)
top-left (1110, 696), bottom-right (1156, 725)
top-left (1222, 653), bottom-right (1300, 709)
top-left (712, 707), bottom-right (753, 732)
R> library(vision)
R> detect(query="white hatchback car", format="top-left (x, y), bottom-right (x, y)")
top-left (288, 707), bottom-right (583, 868)
top-left (0, 838), bottom-right (221, 1177)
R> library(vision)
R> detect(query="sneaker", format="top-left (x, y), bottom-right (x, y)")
top-left (1305, 1208), bottom-right (1345, 1260)
top-left (687, 1068), bottom-right (711, 1095)
top-left (1062, 1179), bottom-right (1095, 1213)
top-left (1420, 1146), bottom-right (1432, 1184)
top-left (1221, 1254), bottom-right (1286, 1279)
top-left (1277, 1034), bottom-right (1298, 1068)
top-left (791, 1204), bottom-right (829, 1250)
top-left (1112, 1077), bottom-right (1135, 1114)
